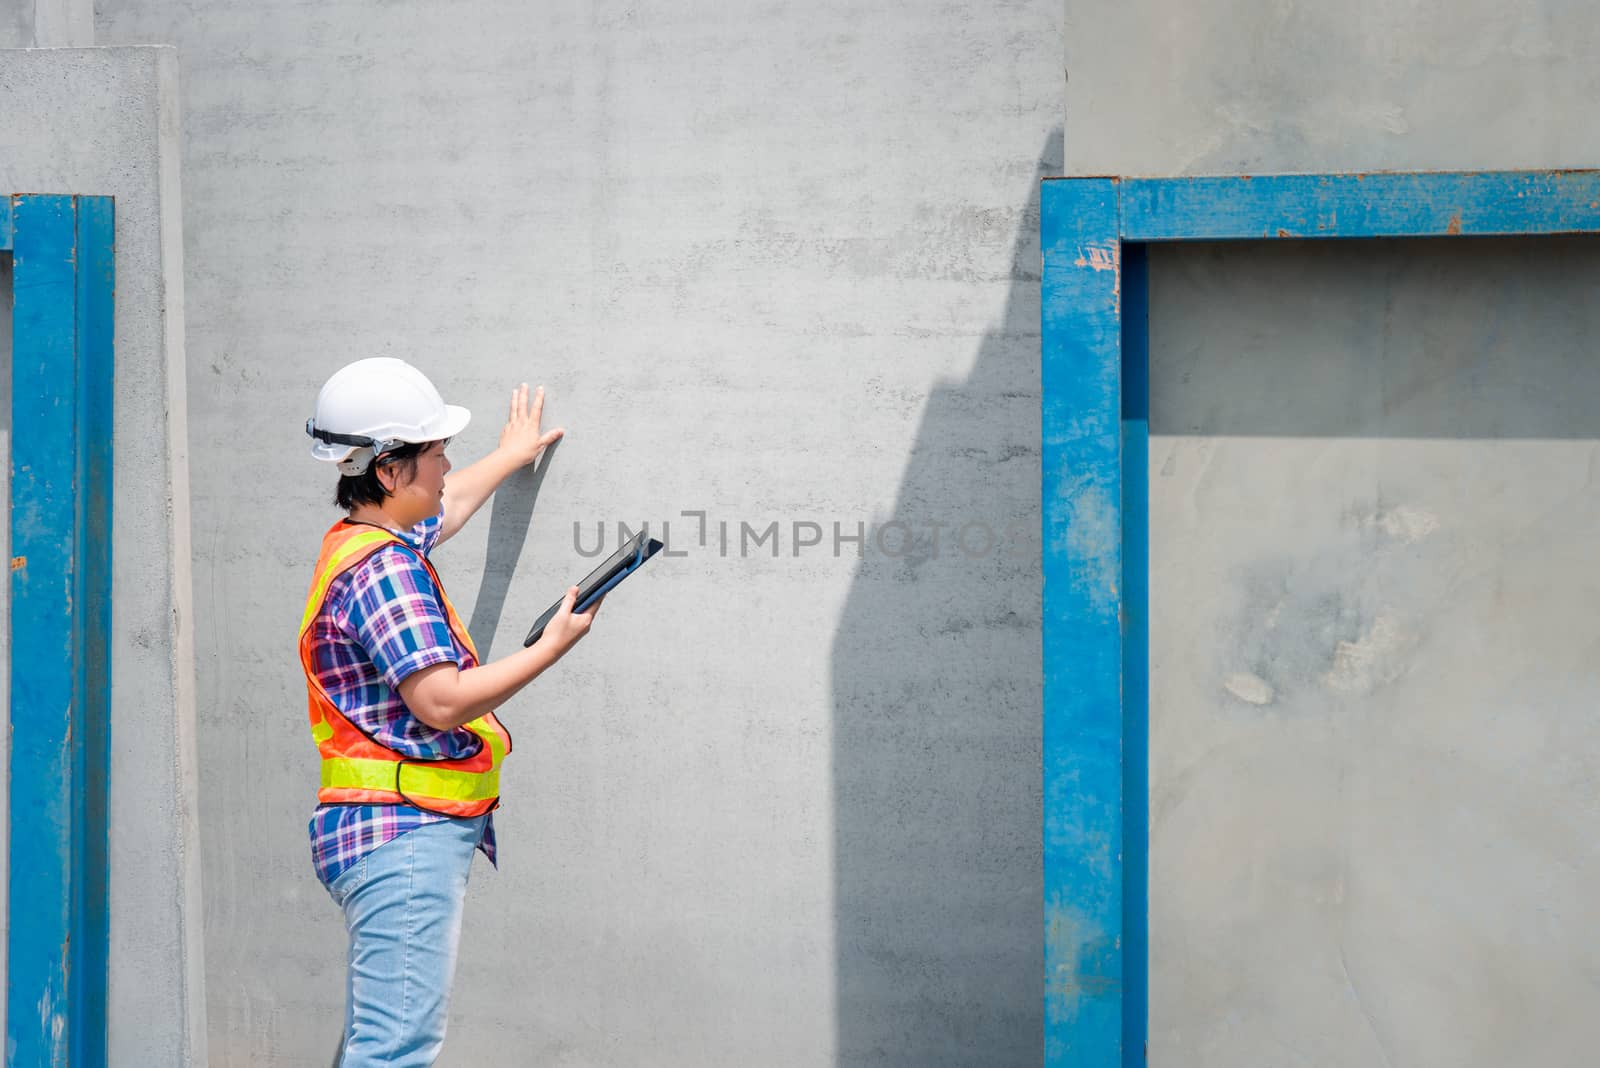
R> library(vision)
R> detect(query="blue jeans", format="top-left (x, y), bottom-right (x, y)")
top-left (327, 815), bottom-right (487, 1068)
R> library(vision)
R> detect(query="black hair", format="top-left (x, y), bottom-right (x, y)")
top-left (334, 440), bottom-right (429, 510)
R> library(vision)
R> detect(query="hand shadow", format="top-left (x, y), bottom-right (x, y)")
top-left (466, 438), bottom-right (561, 656)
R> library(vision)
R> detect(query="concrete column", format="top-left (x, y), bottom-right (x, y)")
top-left (0, 47), bottom-right (205, 1066)
top-left (31, 0), bottom-right (91, 47)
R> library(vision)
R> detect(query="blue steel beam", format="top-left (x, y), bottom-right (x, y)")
top-left (1, 196), bottom-right (11, 250)
top-left (8, 194), bottom-right (78, 1068)
top-left (8, 194), bottom-right (115, 1067)
top-left (1119, 169), bottom-right (1600, 242)
top-left (1041, 178), bottom-right (1125, 1066)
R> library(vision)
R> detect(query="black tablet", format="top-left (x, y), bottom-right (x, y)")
top-left (523, 531), bottom-right (664, 646)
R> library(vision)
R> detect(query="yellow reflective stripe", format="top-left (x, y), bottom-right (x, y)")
top-left (298, 529), bottom-right (400, 634)
top-left (321, 757), bottom-right (500, 803)
top-left (310, 717), bottom-right (334, 744)
top-left (300, 529), bottom-right (397, 632)
top-left (465, 715), bottom-right (507, 763)
top-left (403, 764), bottom-right (500, 802)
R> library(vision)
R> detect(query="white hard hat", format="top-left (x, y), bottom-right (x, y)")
top-left (306, 357), bottom-right (471, 475)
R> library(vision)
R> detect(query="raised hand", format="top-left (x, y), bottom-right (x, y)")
top-left (498, 383), bottom-right (564, 467)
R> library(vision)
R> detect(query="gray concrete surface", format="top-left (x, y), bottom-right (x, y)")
top-left (32, 0), bottom-right (92, 48)
top-left (1064, 0), bottom-right (1600, 177)
top-left (1063, 2), bottom-right (1600, 1064)
top-left (92, 1), bottom-right (1062, 1063)
top-left (0, 0), bottom-right (93, 48)
top-left (0, 3), bottom-right (30, 49)
top-left (1147, 239), bottom-right (1600, 1067)
top-left (0, 46), bottom-right (206, 1065)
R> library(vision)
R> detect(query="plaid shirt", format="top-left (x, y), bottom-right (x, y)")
top-left (306, 513), bottom-right (496, 885)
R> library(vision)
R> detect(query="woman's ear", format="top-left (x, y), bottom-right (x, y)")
top-left (374, 463), bottom-right (395, 496)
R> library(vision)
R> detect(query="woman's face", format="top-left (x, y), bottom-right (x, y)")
top-left (379, 440), bottom-right (451, 525)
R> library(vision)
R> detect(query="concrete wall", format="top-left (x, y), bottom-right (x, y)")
top-left (1065, 0), bottom-right (1600, 176)
top-left (0, 46), bottom-right (206, 1065)
top-left (94, 1), bottom-right (1063, 1063)
top-left (1065, 2), bottom-right (1600, 1064)
top-left (1148, 239), bottom-right (1600, 1067)
top-left (0, 6), bottom-right (29, 49)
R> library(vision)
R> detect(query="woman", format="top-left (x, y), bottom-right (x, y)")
top-left (300, 357), bottom-right (599, 1066)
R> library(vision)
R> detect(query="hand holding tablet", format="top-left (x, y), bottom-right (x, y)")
top-left (524, 531), bottom-right (665, 647)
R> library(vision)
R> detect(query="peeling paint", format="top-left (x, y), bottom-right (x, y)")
top-left (36, 983), bottom-right (66, 1062)
top-left (1362, 504), bottom-right (1439, 544)
top-left (1323, 612), bottom-right (1415, 694)
top-left (1072, 241), bottom-right (1121, 298)
top-left (1063, 482), bottom-right (1119, 613)
top-left (1044, 897), bottom-right (1120, 1026)
top-left (1223, 671), bottom-right (1275, 706)
top-left (1074, 242), bottom-right (1118, 274)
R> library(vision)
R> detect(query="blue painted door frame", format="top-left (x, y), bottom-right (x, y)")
top-left (4, 194), bottom-right (115, 1068)
top-left (1041, 170), bottom-right (1600, 1066)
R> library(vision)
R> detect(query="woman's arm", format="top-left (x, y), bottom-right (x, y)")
top-left (398, 585), bottom-right (600, 730)
top-left (438, 383), bottom-right (563, 545)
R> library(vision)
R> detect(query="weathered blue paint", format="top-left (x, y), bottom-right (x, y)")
top-left (1, 195), bottom-right (12, 251)
top-left (8, 194), bottom-right (115, 1068)
top-left (1041, 178), bottom-right (1124, 1066)
top-left (9, 194), bottom-right (78, 1068)
top-left (1120, 169), bottom-right (1600, 242)
top-left (1043, 169), bottom-right (1600, 1065)
top-left (1119, 243), bottom-right (1149, 1068)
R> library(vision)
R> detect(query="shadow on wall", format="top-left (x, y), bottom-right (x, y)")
top-left (831, 131), bottom-right (1059, 1066)
top-left (1151, 236), bottom-right (1600, 439)
top-left (466, 439), bottom-right (561, 656)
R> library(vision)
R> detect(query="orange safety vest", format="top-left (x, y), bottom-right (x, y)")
top-left (299, 520), bottom-right (512, 817)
